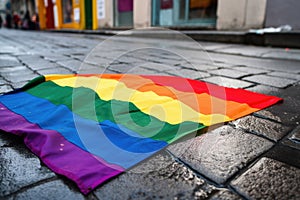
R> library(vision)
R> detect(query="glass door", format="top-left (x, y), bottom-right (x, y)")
top-left (114, 0), bottom-right (133, 27)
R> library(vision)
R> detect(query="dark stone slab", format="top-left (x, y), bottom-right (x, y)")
top-left (0, 131), bottom-right (24, 147)
top-left (13, 180), bottom-right (86, 200)
top-left (210, 190), bottom-right (242, 200)
top-left (231, 115), bottom-right (291, 142)
top-left (258, 84), bottom-right (300, 126)
top-left (265, 144), bottom-right (300, 168)
top-left (0, 147), bottom-right (55, 197)
top-left (282, 125), bottom-right (300, 151)
top-left (94, 151), bottom-right (217, 200)
top-left (231, 157), bottom-right (300, 200)
top-left (168, 126), bottom-right (273, 184)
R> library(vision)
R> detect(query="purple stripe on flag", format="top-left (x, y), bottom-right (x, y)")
top-left (0, 103), bottom-right (124, 194)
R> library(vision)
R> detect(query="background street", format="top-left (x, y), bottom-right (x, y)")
top-left (0, 29), bottom-right (299, 200)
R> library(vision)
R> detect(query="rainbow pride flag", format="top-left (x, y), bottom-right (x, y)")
top-left (0, 74), bottom-right (282, 194)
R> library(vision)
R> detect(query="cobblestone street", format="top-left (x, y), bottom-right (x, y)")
top-left (0, 29), bottom-right (299, 200)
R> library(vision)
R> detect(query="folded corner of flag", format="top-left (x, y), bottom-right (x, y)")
top-left (0, 74), bottom-right (283, 194)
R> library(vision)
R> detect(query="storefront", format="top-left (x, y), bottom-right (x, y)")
top-left (57, 0), bottom-right (84, 29)
top-left (152, 0), bottom-right (217, 27)
top-left (37, 0), bottom-right (86, 30)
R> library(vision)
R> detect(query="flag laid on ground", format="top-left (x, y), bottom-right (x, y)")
top-left (0, 74), bottom-right (282, 194)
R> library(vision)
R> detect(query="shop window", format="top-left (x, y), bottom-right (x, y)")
top-left (152, 0), bottom-right (217, 27)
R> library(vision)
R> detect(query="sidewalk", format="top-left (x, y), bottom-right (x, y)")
top-left (48, 28), bottom-right (300, 48)
top-left (0, 29), bottom-right (299, 200)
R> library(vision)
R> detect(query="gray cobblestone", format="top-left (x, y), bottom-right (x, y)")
top-left (203, 76), bottom-right (254, 88)
top-left (282, 125), bottom-right (300, 151)
top-left (168, 126), bottom-right (273, 184)
top-left (168, 68), bottom-right (211, 79)
top-left (0, 132), bottom-right (23, 147)
top-left (140, 62), bottom-right (180, 72)
top-left (0, 78), bottom-right (8, 85)
top-left (231, 115), bottom-right (291, 142)
top-left (243, 74), bottom-right (296, 88)
top-left (261, 50), bottom-right (300, 61)
top-left (265, 144), bottom-right (300, 168)
top-left (0, 65), bottom-right (34, 75)
top-left (210, 68), bottom-right (250, 78)
top-left (0, 29), bottom-right (300, 198)
top-left (4, 73), bottom-right (38, 83)
top-left (13, 180), bottom-right (86, 200)
top-left (253, 110), bottom-right (282, 122)
top-left (42, 54), bottom-right (72, 62)
top-left (0, 147), bottom-right (55, 197)
top-left (37, 67), bottom-right (73, 75)
top-left (267, 71), bottom-right (300, 80)
top-left (11, 81), bottom-right (28, 89)
top-left (210, 190), bottom-right (242, 200)
top-left (94, 151), bottom-right (217, 200)
top-left (0, 85), bottom-right (13, 94)
top-left (232, 66), bottom-right (270, 74)
top-left (231, 157), bottom-right (300, 200)
top-left (19, 56), bottom-right (62, 70)
top-left (0, 56), bottom-right (21, 67)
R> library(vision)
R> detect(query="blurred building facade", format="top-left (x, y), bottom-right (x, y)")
top-left (6, 0), bottom-right (300, 31)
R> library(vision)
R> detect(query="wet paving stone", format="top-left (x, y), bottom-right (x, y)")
top-left (10, 81), bottom-right (28, 89)
top-left (12, 180), bottom-right (86, 200)
top-left (210, 68), bottom-right (250, 78)
top-left (140, 62), bottom-right (180, 72)
top-left (252, 110), bottom-right (282, 123)
top-left (232, 66), bottom-right (270, 74)
top-left (282, 125), bottom-right (300, 151)
top-left (107, 63), bottom-right (140, 73)
top-left (94, 151), bottom-right (217, 200)
top-left (0, 131), bottom-right (24, 147)
top-left (4, 73), bottom-right (38, 83)
top-left (243, 74), bottom-right (296, 88)
top-left (37, 67), bottom-right (73, 75)
top-left (168, 126), bottom-right (274, 184)
top-left (209, 190), bottom-right (242, 200)
top-left (0, 147), bottom-right (55, 197)
top-left (0, 78), bottom-right (8, 85)
top-left (0, 65), bottom-right (30, 73)
top-left (128, 67), bottom-right (167, 75)
top-left (168, 68), bottom-right (211, 79)
top-left (0, 85), bottom-right (13, 94)
top-left (0, 56), bottom-right (21, 67)
top-left (263, 84), bottom-right (300, 126)
top-left (202, 76), bottom-right (254, 88)
top-left (265, 144), bottom-right (300, 168)
top-left (231, 115), bottom-right (291, 142)
top-left (231, 157), bottom-right (300, 200)
top-left (267, 71), bottom-right (300, 81)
